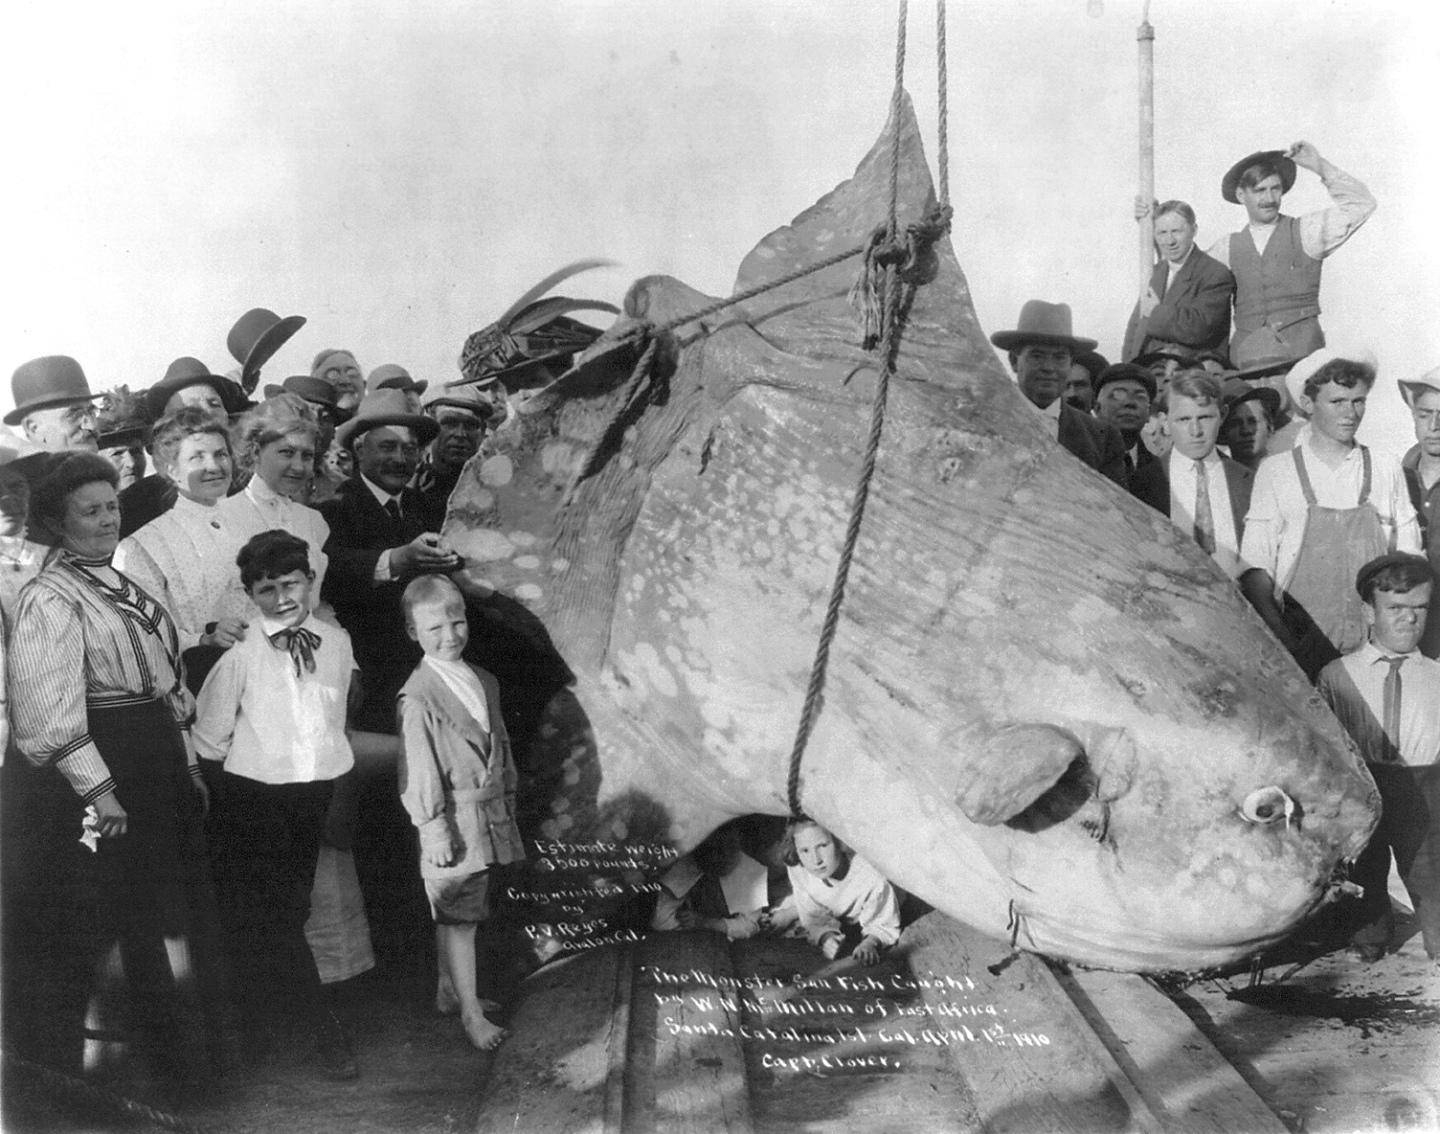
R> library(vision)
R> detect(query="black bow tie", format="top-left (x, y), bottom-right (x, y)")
top-left (269, 626), bottom-right (321, 677)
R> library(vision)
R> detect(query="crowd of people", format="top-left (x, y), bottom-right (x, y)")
top-left (995, 141), bottom-right (1438, 971)
top-left (0, 141), bottom-right (1435, 1108)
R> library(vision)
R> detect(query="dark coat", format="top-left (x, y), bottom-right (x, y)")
top-left (319, 476), bottom-right (430, 726)
top-left (1130, 452), bottom-right (1255, 538)
top-left (1127, 444), bottom-right (1168, 512)
top-left (1122, 249), bottom-right (1235, 362)
top-left (1057, 404), bottom-right (1129, 489)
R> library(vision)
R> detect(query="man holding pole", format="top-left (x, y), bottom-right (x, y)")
top-left (1206, 142), bottom-right (1375, 369)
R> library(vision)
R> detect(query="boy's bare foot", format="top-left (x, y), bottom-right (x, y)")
top-left (462, 1010), bottom-right (507, 1052)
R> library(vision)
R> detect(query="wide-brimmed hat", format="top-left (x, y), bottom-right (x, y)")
top-left (6, 355), bottom-right (103, 426)
top-left (1398, 365), bottom-right (1440, 407)
top-left (1221, 150), bottom-right (1297, 204)
top-left (367, 364), bottom-right (428, 396)
top-left (1094, 362), bottom-right (1156, 402)
top-left (264, 374), bottom-right (341, 409)
top-left (424, 383), bottom-right (497, 419)
top-left (989, 300), bottom-right (1097, 354)
top-left (145, 357), bottom-right (249, 421)
top-left (334, 389), bottom-right (440, 448)
top-left (95, 386), bottom-right (150, 450)
top-left (227, 307), bottom-right (306, 395)
top-left (1220, 377), bottom-right (1282, 422)
top-left (1284, 346), bottom-right (1377, 408)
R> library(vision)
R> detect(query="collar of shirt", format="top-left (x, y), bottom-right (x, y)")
top-left (248, 475), bottom-right (291, 511)
top-left (1027, 396), bottom-right (1061, 438)
top-left (1164, 247), bottom-right (1194, 281)
top-left (1168, 449), bottom-right (1221, 473)
top-left (1298, 426), bottom-right (1363, 468)
top-left (360, 474), bottom-right (403, 510)
top-left (1355, 640), bottom-right (1418, 666)
top-left (172, 493), bottom-right (222, 522)
top-left (259, 612), bottom-right (317, 640)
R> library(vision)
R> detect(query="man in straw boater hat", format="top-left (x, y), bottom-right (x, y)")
top-left (6, 355), bottom-right (103, 453)
top-left (227, 306), bottom-right (307, 397)
top-left (1238, 346), bottom-right (1419, 680)
top-left (1398, 365), bottom-right (1440, 658)
top-left (1205, 141), bottom-right (1375, 370)
top-left (989, 300), bottom-right (1128, 487)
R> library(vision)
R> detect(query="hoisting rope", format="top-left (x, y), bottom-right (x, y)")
top-left (560, 0), bottom-right (951, 820)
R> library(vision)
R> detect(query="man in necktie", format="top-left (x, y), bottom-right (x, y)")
top-left (1317, 553), bottom-right (1440, 964)
top-left (1094, 364), bottom-right (1163, 511)
top-left (1131, 371), bottom-right (1256, 580)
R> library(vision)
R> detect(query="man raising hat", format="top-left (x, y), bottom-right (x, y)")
top-left (1206, 141), bottom-right (1375, 369)
top-left (6, 356), bottom-right (102, 452)
top-left (990, 301), bottom-right (1127, 487)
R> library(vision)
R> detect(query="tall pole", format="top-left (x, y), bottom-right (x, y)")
top-left (1137, 1), bottom-right (1155, 297)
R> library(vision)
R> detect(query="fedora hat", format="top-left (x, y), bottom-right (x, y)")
top-left (6, 356), bottom-right (102, 426)
top-left (227, 307), bottom-right (307, 395)
top-left (335, 389), bottom-right (440, 449)
top-left (1399, 365), bottom-right (1440, 407)
top-left (989, 300), bottom-right (1097, 354)
top-left (1284, 346), bottom-right (1376, 409)
top-left (145, 357), bottom-right (249, 421)
top-left (1221, 150), bottom-right (1297, 204)
top-left (367, 363), bottom-right (428, 396)
top-left (1220, 377), bottom-right (1282, 422)
top-left (1135, 348), bottom-right (1197, 370)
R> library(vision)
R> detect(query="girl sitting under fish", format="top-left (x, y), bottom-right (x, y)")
top-left (784, 819), bottom-right (901, 966)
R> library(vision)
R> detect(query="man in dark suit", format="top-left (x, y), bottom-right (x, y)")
top-left (320, 389), bottom-right (457, 731)
top-left (1131, 371), bottom-right (1254, 576)
top-left (990, 300), bottom-right (1128, 488)
top-left (1094, 364), bottom-right (1165, 511)
top-left (1123, 200), bottom-right (1235, 364)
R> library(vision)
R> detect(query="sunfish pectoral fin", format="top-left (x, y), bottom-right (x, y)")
top-left (956, 724), bottom-right (1085, 826)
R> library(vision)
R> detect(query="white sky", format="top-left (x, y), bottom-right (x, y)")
top-left (3, 0), bottom-right (1437, 458)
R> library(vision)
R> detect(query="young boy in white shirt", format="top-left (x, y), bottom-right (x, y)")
top-left (194, 529), bottom-right (361, 1079)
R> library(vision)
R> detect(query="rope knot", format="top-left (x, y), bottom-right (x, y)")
top-left (847, 204), bottom-right (954, 350)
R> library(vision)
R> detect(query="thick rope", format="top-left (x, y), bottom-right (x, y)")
top-left (936, 0), bottom-right (949, 208)
top-left (3, 1050), bottom-right (215, 1134)
top-left (785, 0), bottom-right (910, 820)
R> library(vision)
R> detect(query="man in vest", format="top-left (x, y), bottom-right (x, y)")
top-left (1207, 142), bottom-right (1374, 370)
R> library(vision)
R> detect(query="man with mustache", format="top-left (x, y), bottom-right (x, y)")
top-left (1206, 141), bottom-right (1375, 369)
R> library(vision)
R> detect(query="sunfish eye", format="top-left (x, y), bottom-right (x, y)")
top-left (1240, 786), bottom-right (1294, 826)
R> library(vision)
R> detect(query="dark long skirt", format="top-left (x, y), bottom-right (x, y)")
top-left (1, 698), bottom-right (231, 1082)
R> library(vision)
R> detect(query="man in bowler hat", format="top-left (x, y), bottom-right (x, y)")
top-left (6, 356), bottom-right (102, 452)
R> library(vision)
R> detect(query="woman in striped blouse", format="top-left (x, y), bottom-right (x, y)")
top-left (5, 452), bottom-right (231, 1084)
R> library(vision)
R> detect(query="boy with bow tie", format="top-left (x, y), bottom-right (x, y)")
top-left (194, 529), bottom-right (363, 1079)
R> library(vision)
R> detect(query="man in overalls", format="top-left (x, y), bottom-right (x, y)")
top-left (1240, 349), bottom-right (1420, 680)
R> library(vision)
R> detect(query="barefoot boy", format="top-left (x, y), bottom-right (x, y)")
top-left (397, 575), bottom-right (525, 1050)
top-left (1317, 553), bottom-right (1440, 963)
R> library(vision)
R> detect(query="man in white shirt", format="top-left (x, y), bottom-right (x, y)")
top-left (1208, 142), bottom-right (1375, 369)
top-left (1132, 371), bottom-right (1254, 578)
top-left (1240, 349), bottom-right (1419, 678)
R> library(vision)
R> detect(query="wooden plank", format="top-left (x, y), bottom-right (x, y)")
top-left (899, 913), bottom-right (1151, 1133)
top-left (1059, 967), bottom-right (1288, 1133)
top-left (626, 932), bottom-right (754, 1134)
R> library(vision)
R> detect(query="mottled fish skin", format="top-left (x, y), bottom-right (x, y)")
top-left (444, 95), bottom-right (1378, 973)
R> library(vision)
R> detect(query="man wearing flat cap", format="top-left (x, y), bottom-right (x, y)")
top-left (1207, 142), bottom-right (1375, 370)
top-left (415, 385), bottom-right (493, 530)
top-left (1399, 366), bottom-right (1440, 657)
top-left (1094, 364), bottom-right (1165, 510)
top-left (991, 301), bottom-right (1128, 488)
top-left (6, 356), bottom-right (102, 452)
